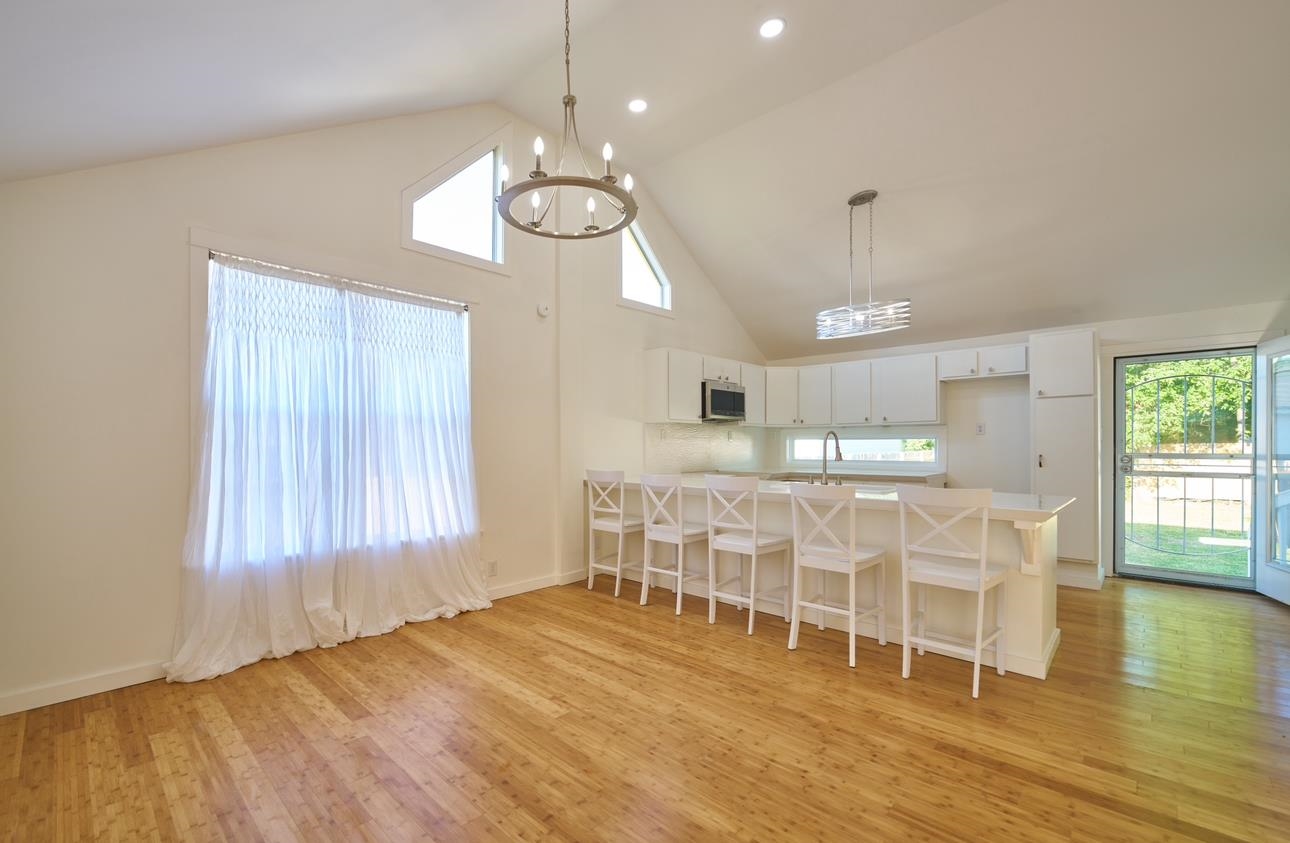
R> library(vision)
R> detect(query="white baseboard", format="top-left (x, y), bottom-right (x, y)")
top-left (1057, 559), bottom-right (1105, 590)
top-left (0, 661), bottom-right (166, 717)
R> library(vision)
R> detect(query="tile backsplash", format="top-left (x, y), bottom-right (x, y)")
top-left (643, 423), bottom-right (767, 474)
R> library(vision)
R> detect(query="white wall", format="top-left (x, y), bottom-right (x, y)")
top-left (555, 182), bottom-right (764, 578)
top-left (0, 101), bottom-right (760, 712)
top-left (942, 377), bottom-right (1031, 490)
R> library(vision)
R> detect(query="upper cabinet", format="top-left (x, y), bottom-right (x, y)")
top-left (980, 345), bottom-right (1028, 376)
top-left (872, 354), bottom-right (939, 424)
top-left (643, 348), bottom-right (703, 422)
top-left (703, 356), bottom-right (741, 384)
top-left (765, 368), bottom-right (799, 425)
top-left (1030, 330), bottom-right (1095, 397)
top-left (741, 363), bottom-right (766, 425)
top-left (937, 349), bottom-right (979, 379)
top-left (938, 344), bottom-right (1028, 380)
top-left (765, 366), bottom-right (832, 425)
top-left (798, 365), bottom-right (833, 425)
top-left (832, 360), bottom-right (872, 425)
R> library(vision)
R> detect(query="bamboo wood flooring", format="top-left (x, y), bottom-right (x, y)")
top-left (2, 578), bottom-right (1288, 842)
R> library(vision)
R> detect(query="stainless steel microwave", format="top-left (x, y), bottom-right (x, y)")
top-left (702, 379), bottom-right (746, 422)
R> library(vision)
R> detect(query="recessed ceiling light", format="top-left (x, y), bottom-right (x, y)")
top-left (628, 98), bottom-right (648, 113)
top-left (759, 18), bottom-right (785, 39)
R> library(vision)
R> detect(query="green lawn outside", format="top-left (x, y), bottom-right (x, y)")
top-left (1124, 522), bottom-right (1250, 578)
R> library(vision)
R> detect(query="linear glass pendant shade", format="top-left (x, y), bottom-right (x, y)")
top-left (817, 299), bottom-right (912, 339)
top-left (816, 189), bottom-right (912, 340)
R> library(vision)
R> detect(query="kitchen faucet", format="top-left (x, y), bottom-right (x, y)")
top-left (821, 430), bottom-right (843, 485)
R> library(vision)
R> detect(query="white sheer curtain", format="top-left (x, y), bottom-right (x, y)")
top-left (167, 254), bottom-right (489, 683)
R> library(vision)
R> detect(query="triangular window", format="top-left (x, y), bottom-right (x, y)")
top-left (408, 148), bottom-right (502, 265)
top-left (622, 223), bottom-right (671, 312)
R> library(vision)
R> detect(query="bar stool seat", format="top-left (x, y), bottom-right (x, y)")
top-left (593, 515), bottom-right (645, 532)
top-left (711, 531), bottom-right (792, 554)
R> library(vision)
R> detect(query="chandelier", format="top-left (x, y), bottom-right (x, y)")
top-left (816, 190), bottom-right (912, 339)
top-left (495, 0), bottom-right (638, 240)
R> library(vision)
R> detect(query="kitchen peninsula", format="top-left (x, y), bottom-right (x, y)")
top-left (610, 476), bottom-right (1073, 680)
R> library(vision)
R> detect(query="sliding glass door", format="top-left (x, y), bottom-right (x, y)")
top-left (1254, 336), bottom-right (1290, 604)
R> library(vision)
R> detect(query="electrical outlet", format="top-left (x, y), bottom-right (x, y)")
top-left (487, 561), bottom-right (498, 577)
top-left (975, 423), bottom-right (986, 435)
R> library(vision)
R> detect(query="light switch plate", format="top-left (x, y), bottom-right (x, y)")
top-left (975, 423), bottom-right (986, 435)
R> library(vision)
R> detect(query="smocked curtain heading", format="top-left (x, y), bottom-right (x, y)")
top-left (167, 254), bottom-right (489, 683)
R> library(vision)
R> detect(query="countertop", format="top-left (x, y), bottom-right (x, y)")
top-left (618, 474), bottom-right (1074, 523)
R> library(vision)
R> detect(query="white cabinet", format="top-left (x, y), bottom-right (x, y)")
top-left (1033, 395), bottom-right (1097, 561)
top-left (741, 363), bottom-right (766, 425)
top-left (765, 366), bottom-right (832, 425)
top-left (937, 349), bottom-right (979, 379)
top-left (643, 348), bottom-right (703, 422)
top-left (980, 344), bottom-right (1027, 376)
top-left (703, 356), bottom-right (741, 384)
top-left (1030, 330), bottom-right (1095, 397)
top-left (872, 354), bottom-right (939, 423)
top-left (938, 345), bottom-right (1027, 379)
top-left (832, 360), bottom-right (872, 424)
top-left (765, 368), bottom-right (799, 425)
top-left (798, 365), bottom-right (833, 425)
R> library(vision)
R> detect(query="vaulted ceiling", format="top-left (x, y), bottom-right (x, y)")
top-left (4, 0), bottom-right (1288, 359)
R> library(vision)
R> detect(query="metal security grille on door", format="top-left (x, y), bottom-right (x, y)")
top-left (1115, 349), bottom-right (1255, 588)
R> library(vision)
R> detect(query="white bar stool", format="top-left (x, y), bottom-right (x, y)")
top-left (787, 483), bottom-right (887, 668)
top-left (705, 474), bottom-right (792, 635)
top-left (586, 469), bottom-right (644, 597)
top-left (896, 485), bottom-right (1007, 699)
top-left (639, 474), bottom-right (708, 615)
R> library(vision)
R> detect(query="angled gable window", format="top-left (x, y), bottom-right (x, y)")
top-left (621, 222), bottom-right (672, 313)
top-left (402, 128), bottom-right (509, 274)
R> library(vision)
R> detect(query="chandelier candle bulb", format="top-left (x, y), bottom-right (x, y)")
top-left (624, 173), bottom-right (634, 193)
top-left (532, 137), bottom-right (545, 176)
top-left (530, 191), bottom-right (541, 225)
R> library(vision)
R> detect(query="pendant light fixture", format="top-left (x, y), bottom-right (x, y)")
top-left (495, 0), bottom-right (638, 240)
top-left (816, 190), bottom-right (912, 339)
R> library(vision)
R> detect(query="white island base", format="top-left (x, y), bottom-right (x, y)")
top-left (591, 477), bottom-right (1073, 680)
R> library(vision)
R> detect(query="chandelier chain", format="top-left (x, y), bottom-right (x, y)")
top-left (563, 0), bottom-right (572, 97)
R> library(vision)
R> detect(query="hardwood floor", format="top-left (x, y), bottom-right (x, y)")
top-left (2, 578), bottom-right (1288, 842)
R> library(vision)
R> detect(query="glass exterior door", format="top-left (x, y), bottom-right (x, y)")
top-left (1115, 349), bottom-right (1255, 587)
top-left (1254, 337), bottom-right (1290, 604)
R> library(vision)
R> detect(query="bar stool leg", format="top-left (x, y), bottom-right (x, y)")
top-left (674, 544), bottom-right (684, 616)
top-left (876, 560), bottom-right (888, 647)
top-left (817, 570), bottom-right (826, 631)
top-left (708, 547), bottom-right (718, 624)
top-left (614, 531), bottom-right (626, 598)
top-left (788, 557), bottom-right (802, 650)
top-left (848, 567), bottom-right (857, 669)
top-left (587, 523), bottom-right (596, 590)
top-left (996, 583), bottom-right (1007, 676)
top-left (901, 573), bottom-right (912, 680)
top-left (916, 584), bottom-right (927, 656)
top-left (746, 552), bottom-right (758, 635)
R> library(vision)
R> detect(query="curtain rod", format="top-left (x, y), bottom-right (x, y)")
top-left (209, 250), bottom-right (470, 312)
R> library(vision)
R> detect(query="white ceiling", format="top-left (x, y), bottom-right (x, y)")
top-left (3, 0), bottom-right (1288, 358)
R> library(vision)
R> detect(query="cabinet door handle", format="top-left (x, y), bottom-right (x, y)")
top-left (1037, 454), bottom-right (1045, 468)
top-left (970, 368), bottom-right (976, 374)
top-left (883, 416), bottom-right (888, 422)
top-left (1037, 389), bottom-right (1045, 396)
top-left (988, 366), bottom-right (995, 373)
top-left (863, 416), bottom-right (868, 422)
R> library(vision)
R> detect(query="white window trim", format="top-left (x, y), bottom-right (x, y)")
top-left (618, 221), bottom-right (673, 316)
top-left (780, 426), bottom-right (947, 474)
top-left (401, 124), bottom-right (512, 277)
